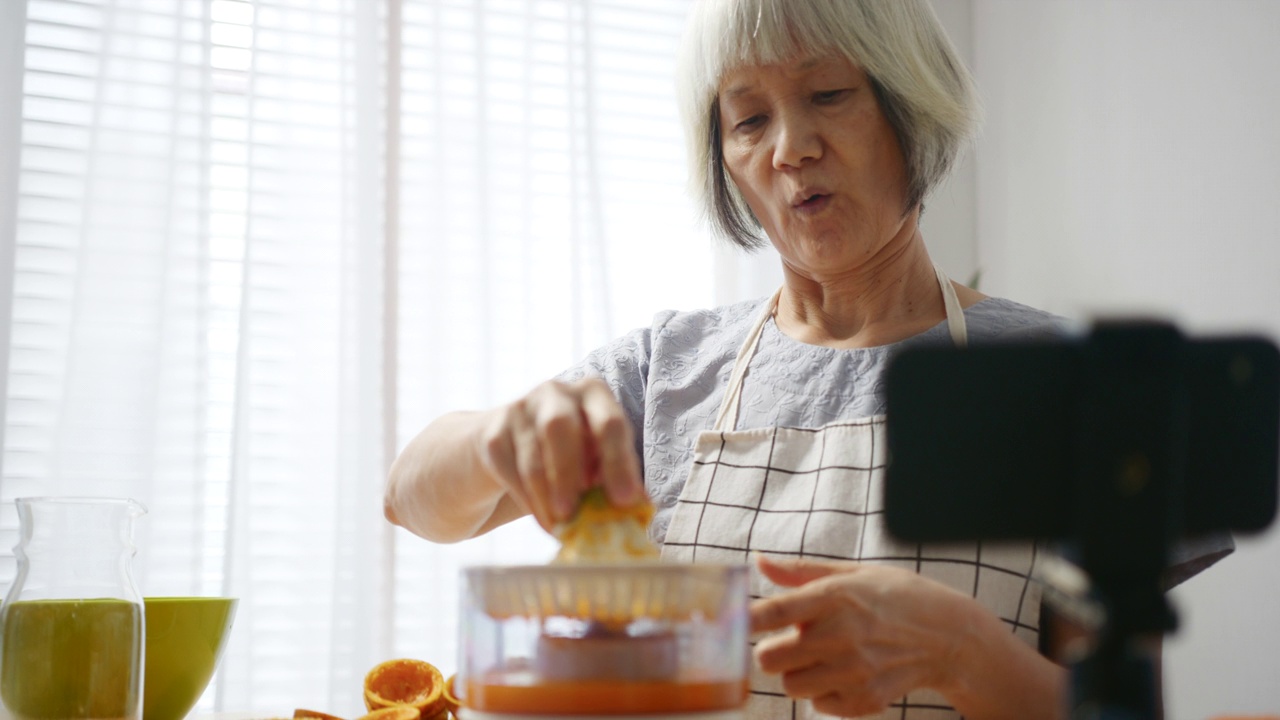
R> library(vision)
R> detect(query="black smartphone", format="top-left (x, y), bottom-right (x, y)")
top-left (883, 323), bottom-right (1279, 544)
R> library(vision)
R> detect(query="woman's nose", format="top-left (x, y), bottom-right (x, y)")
top-left (771, 109), bottom-right (822, 170)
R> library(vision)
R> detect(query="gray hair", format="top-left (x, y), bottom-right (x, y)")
top-left (677, 0), bottom-right (980, 249)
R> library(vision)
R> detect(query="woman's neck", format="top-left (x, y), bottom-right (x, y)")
top-left (773, 230), bottom-right (951, 349)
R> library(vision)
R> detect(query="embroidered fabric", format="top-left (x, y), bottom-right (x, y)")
top-left (557, 295), bottom-right (1065, 543)
top-left (556, 294), bottom-right (1233, 586)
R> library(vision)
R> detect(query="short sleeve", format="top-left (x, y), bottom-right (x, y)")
top-left (1046, 532), bottom-right (1235, 594)
top-left (1164, 532), bottom-right (1234, 590)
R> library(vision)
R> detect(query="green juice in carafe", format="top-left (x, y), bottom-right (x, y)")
top-left (0, 598), bottom-right (142, 720)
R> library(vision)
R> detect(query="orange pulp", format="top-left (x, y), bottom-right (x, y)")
top-left (463, 678), bottom-right (748, 715)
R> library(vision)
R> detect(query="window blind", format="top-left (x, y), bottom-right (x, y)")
top-left (2, 0), bottom-right (707, 713)
top-left (3, 0), bottom-right (395, 710)
top-left (8, 0), bottom-right (229, 595)
top-left (390, 0), bottom-right (707, 675)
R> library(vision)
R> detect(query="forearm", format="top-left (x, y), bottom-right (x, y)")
top-left (384, 409), bottom-right (519, 542)
top-left (940, 605), bottom-right (1068, 720)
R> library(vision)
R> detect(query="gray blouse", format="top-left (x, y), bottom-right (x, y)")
top-left (558, 295), bottom-right (1063, 540)
top-left (556, 294), bottom-right (1231, 584)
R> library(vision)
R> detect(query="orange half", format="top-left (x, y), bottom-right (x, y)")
top-left (442, 674), bottom-right (461, 718)
top-left (295, 710), bottom-right (344, 720)
top-left (553, 487), bottom-right (658, 563)
top-left (358, 708), bottom-right (422, 720)
top-left (363, 658), bottom-right (445, 718)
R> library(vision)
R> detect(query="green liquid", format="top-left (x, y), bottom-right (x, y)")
top-left (0, 598), bottom-right (142, 720)
top-left (141, 597), bottom-right (237, 720)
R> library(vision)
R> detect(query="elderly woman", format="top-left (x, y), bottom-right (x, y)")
top-left (386, 1), bottom-right (1227, 718)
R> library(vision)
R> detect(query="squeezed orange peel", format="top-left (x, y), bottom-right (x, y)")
top-left (552, 487), bottom-right (659, 563)
top-left (442, 674), bottom-right (461, 718)
top-left (358, 709), bottom-right (423, 720)
top-left (363, 658), bottom-right (446, 719)
top-left (294, 710), bottom-right (345, 720)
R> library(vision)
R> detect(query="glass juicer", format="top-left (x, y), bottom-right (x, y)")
top-left (456, 562), bottom-right (750, 720)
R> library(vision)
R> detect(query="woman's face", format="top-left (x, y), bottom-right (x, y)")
top-left (718, 55), bottom-right (912, 280)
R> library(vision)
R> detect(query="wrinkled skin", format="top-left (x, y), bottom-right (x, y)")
top-left (751, 555), bottom-right (974, 717)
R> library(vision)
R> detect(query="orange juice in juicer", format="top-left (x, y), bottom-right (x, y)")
top-left (457, 563), bottom-right (750, 719)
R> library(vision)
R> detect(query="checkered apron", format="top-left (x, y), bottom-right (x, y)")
top-left (660, 267), bottom-right (1041, 720)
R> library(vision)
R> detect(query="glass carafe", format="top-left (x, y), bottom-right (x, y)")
top-left (0, 497), bottom-right (147, 720)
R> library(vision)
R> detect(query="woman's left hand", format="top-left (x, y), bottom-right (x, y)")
top-left (749, 554), bottom-right (976, 718)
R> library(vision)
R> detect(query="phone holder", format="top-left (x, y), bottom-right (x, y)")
top-left (884, 321), bottom-right (1279, 720)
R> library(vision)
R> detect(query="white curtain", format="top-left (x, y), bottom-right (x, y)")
top-left (389, 0), bottom-right (708, 702)
top-left (0, 0), bottom-right (707, 714)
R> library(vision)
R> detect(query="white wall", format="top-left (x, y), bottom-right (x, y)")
top-left (921, 0), bottom-right (979, 288)
top-left (972, 1), bottom-right (1280, 717)
top-left (705, 3), bottom-right (1279, 712)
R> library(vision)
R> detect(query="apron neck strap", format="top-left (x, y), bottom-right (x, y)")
top-left (713, 264), bottom-right (968, 433)
top-left (935, 264), bottom-right (969, 348)
top-left (712, 286), bottom-right (783, 431)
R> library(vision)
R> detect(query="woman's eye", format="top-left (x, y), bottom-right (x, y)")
top-left (813, 89), bottom-right (848, 104)
top-left (734, 115), bottom-right (765, 131)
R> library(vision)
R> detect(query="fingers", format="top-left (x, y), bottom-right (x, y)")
top-left (809, 669), bottom-right (912, 719)
top-left (510, 402), bottom-right (556, 524)
top-left (481, 402), bottom-right (556, 530)
top-left (811, 687), bottom-right (895, 720)
top-left (579, 378), bottom-right (643, 506)
top-left (478, 377), bottom-right (642, 532)
top-left (530, 387), bottom-right (589, 520)
top-left (751, 589), bottom-right (828, 633)
top-left (755, 554), bottom-right (856, 587)
top-left (752, 555), bottom-right (862, 632)
top-left (778, 660), bottom-right (858, 701)
top-left (755, 635), bottom-right (890, 716)
top-left (754, 627), bottom-right (820, 675)
top-left (751, 562), bottom-right (959, 717)
top-left (752, 604), bottom-right (906, 720)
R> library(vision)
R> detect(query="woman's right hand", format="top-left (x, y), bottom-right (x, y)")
top-left (476, 377), bottom-right (644, 532)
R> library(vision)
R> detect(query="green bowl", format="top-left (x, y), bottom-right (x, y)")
top-left (143, 597), bottom-right (237, 720)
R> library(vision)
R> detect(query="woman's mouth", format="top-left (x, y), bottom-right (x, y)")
top-left (793, 193), bottom-right (832, 214)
